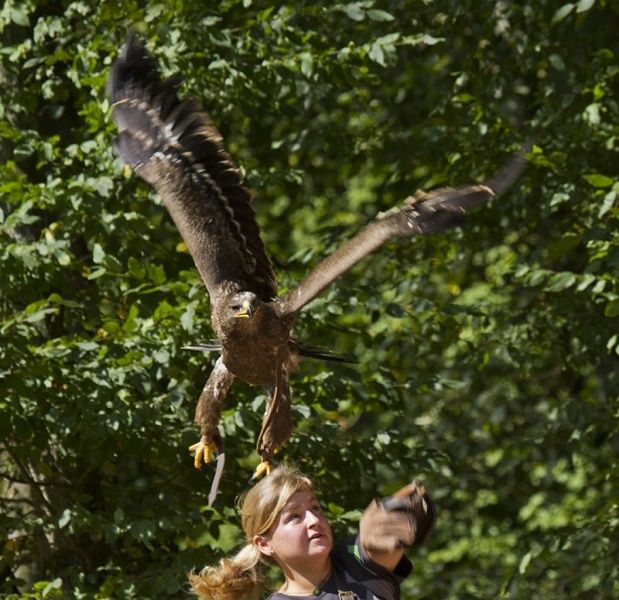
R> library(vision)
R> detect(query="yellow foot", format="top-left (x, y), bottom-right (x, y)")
top-left (251, 460), bottom-right (273, 482)
top-left (189, 436), bottom-right (219, 469)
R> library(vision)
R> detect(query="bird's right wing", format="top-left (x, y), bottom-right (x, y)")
top-left (108, 33), bottom-right (277, 302)
top-left (274, 152), bottom-right (527, 319)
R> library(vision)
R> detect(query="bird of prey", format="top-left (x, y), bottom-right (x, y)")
top-left (108, 33), bottom-right (526, 483)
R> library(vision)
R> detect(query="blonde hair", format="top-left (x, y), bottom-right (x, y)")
top-left (189, 464), bottom-right (314, 600)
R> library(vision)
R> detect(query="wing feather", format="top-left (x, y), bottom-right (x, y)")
top-left (108, 32), bottom-right (277, 301)
top-left (275, 152), bottom-right (527, 318)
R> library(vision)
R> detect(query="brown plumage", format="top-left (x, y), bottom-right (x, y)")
top-left (108, 32), bottom-right (527, 480)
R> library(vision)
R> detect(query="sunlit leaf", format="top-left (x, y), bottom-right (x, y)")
top-left (584, 173), bottom-right (614, 188)
top-left (367, 9), bottom-right (394, 22)
top-left (604, 299), bottom-right (619, 318)
top-left (552, 3), bottom-right (575, 23)
top-left (576, 0), bottom-right (596, 13)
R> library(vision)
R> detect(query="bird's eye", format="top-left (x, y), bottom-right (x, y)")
top-left (231, 305), bottom-right (241, 311)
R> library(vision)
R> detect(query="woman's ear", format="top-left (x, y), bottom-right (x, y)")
top-left (253, 534), bottom-right (273, 557)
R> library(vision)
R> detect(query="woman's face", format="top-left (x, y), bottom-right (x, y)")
top-left (257, 489), bottom-right (333, 568)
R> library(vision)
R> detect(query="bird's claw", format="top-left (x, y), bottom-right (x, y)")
top-left (250, 460), bottom-right (273, 482)
top-left (189, 436), bottom-right (220, 469)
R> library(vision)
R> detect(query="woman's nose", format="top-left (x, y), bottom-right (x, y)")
top-left (305, 510), bottom-right (320, 526)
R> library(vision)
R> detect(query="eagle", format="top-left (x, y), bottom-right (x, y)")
top-left (108, 33), bottom-right (526, 485)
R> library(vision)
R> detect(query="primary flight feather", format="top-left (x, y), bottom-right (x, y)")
top-left (108, 33), bottom-right (526, 483)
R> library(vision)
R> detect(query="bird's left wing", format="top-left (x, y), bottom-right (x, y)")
top-left (108, 33), bottom-right (277, 302)
top-left (274, 152), bottom-right (527, 319)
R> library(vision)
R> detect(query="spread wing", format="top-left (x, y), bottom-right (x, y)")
top-left (274, 152), bottom-right (527, 319)
top-left (107, 32), bottom-right (277, 302)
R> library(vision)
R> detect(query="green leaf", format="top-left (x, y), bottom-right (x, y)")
top-left (201, 15), bottom-right (221, 27)
top-left (598, 191), bottom-right (616, 217)
top-left (92, 243), bottom-right (105, 263)
top-left (519, 551), bottom-right (532, 574)
top-left (576, 273), bottom-right (596, 291)
top-left (339, 3), bottom-right (365, 21)
top-left (58, 509), bottom-right (72, 529)
top-left (181, 303), bottom-right (195, 332)
top-left (584, 174), bottom-right (614, 188)
top-left (584, 103), bottom-right (601, 125)
top-left (56, 249), bottom-right (71, 265)
top-left (545, 272), bottom-right (576, 292)
top-left (128, 256), bottom-right (146, 280)
top-left (552, 3), bottom-right (575, 24)
top-left (576, 0), bottom-right (596, 12)
top-left (102, 254), bottom-right (123, 272)
top-left (10, 6), bottom-right (30, 26)
top-left (300, 53), bottom-right (313, 78)
top-left (43, 578), bottom-right (63, 597)
top-left (86, 267), bottom-right (106, 280)
top-left (604, 299), bottom-right (619, 318)
top-left (401, 33), bottom-right (444, 46)
top-left (368, 42), bottom-right (385, 66)
top-left (93, 175), bottom-right (114, 197)
top-left (367, 9), bottom-right (395, 22)
top-left (148, 263), bottom-right (166, 284)
top-left (144, 3), bottom-right (164, 22)
top-left (154, 349), bottom-right (170, 363)
top-left (550, 191), bottom-right (570, 207)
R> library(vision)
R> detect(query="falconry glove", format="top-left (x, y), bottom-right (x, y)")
top-left (360, 480), bottom-right (437, 553)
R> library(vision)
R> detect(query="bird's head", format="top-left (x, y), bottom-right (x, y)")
top-left (228, 292), bottom-right (259, 320)
top-left (212, 291), bottom-right (271, 342)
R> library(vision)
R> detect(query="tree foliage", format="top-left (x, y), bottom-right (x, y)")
top-left (1, 0), bottom-right (618, 598)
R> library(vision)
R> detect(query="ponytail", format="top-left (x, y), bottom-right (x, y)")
top-left (189, 543), bottom-right (263, 600)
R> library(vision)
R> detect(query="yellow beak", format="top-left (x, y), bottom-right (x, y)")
top-left (234, 301), bottom-right (253, 319)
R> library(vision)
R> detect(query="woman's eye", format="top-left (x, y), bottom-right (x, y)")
top-left (286, 513), bottom-right (301, 522)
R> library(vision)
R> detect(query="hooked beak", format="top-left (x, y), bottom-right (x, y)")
top-left (234, 300), bottom-right (253, 319)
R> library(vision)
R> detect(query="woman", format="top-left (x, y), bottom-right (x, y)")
top-left (189, 464), bottom-right (436, 599)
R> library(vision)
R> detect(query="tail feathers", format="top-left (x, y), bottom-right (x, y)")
top-left (183, 341), bottom-right (222, 353)
top-left (291, 340), bottom-right (356, 364)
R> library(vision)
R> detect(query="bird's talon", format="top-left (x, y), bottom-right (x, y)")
top-left (189, 437), bottom-right (219, 469)
top-left (251, 460), bottom-right (273, 482)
